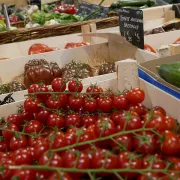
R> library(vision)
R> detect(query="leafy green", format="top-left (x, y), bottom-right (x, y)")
top-left (0, 20), bottom-right (7, 32)
top-left (31, 12), bottom-right (46, 25)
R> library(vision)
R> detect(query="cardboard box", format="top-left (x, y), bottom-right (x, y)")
top-left (139, 54), bottom-right (180, 98)
top-left (0, 60), bottom-right (179, 122)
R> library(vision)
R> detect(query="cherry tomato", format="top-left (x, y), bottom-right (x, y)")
top-left (165, 116), bottom-right (177, 131)
top-left (0, 138), bottom-right (9, 152)
top-left (10, 16), bottom-right (20, 23)
top-left (51, 78), bottom-right (66, 92)
top-left (112, 94), bottom-right (128, 110)
top-left (6, 114), bottom-right (25, 128)
top-left (28, 44), bottom-right (54, 55)
top-left (144, 44), bottom-right (156, 53)
top-left (81, 115), bottom-right (96, 128)
top-left (167, 157), bottom-right (180, 171)
top-left (91, 149), bottom-right (118, 176)
top-left (68, 79), bottom-right (83, 92)
top-left (65, 42), bottom-right (88, 49)
top-left (83, 98), bottom-right (97, 113)
top-left (24, 120), bottom-right (43, 134)
top-left (86, 124), bottom-right (97, 140)
top-left (97, 96), bottom-right (113, 113)
top-left (64, 132), bottom-right (77, 146)
top-left (117, 151), bottom-right (142, 179)
top-left (36, 84), bottom-right (49, 101)
top-left (86, 85), bottom-right (103, 98)
top-left (61, 150), bottom-right (90, 178)
top-left (137, 173), bottom-right (161, 180)
top-left (152, 106), bottom-right (166, 116)
top-left (111, 134), bottom-right (133, 152)
top-left (65, 114), bottom-right (81, 128)
top-left (133, 131), bottom-right (156, 155)
top-left (51, 133), bottom-right (66, 149)
top-left (127, 88), bottom-right (145, 105)
top-left (161, 130), bottom-right (180, 156)
top-left (24, 97), bottom-right (40, 114)
top-left (48, 172), bottom-right (73, 180)
top-left (28, 84), bottom-right (40, 94)
top-left (116, 111), bottom-right (142, 130)
top-left (10, 135), bottom-right (28, 151)
top-left (68, 95), bottom-right (84, 111)
top-left (28, 135), bottom-right (45, 147)
top-left (2, 123), bottom-right (19, 140)
top-left (35, 109), bottom-right (51, 125)
top-left (47, 113), bottom-right (65, 129)
top-left (12, 169), bottom-right (36, 180)
top-left (12, 148), bottom-right (32, 165)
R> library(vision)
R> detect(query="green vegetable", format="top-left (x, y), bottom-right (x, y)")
top-left (31, 12), bottom-right (46, 25)
top-left (16, 13), bottom-right (25, 21)
top-left (157, 61), bottom-right (180, 88)
top-left (0, 20), bottom-right (7, 32)
top-left (110, 0), bottom-right (156, 9)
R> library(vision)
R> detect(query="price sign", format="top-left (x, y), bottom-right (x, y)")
top-left (119, 8), bottom-right (144, 49)
top-left (30, 0), bottom-right (41, 10)
top-left (76, 2), bottom-right (109, 19)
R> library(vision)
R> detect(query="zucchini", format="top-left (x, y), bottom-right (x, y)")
top-left (157, 61), bottom-right (180, 88)
top-left (110, 0), bottom-right (156, 9)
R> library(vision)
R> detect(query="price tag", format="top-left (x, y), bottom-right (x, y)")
top-left (119, 8), bottom-right (144, 49)
top-left (172, 3), bottom-right (180, 18)
top-left (76, 2), bottom-right (109, 19)
top-left (30, 0), bottom-right (41, 10)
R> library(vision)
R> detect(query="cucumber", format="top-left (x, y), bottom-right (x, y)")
top-left (110, 0), bottom-right (156, 9)
top-left (157, 61), bottom-right (180, 88)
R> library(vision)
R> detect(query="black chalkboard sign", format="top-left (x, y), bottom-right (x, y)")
top-left (76, 2), bottom-right (109, 19)
top-left (172, 3), bottom-right (180, 18)
top-left (30, 0), bottom-right (41, 10)
top-left (0, 93), bottom-right (15, 105)
top-left (119, 8), bottom-right (144, 49)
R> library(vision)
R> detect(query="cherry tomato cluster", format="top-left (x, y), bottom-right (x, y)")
top-left (53, 4), bottom-right (77, 15)
top-left (0, 78), bottom-right (180, 180)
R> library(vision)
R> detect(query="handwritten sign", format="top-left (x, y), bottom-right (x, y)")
top-left (30, 0), bottom-right (41, 10)
top-left (0, 93), bottom-right (15, 105)
top-left (119, 8), bottom-right (144, 49)
top-left (76, 2), bottom-right (109, 19)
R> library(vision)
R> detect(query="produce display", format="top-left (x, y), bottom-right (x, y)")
top-left (0, 79), bottom-right (179, 180)
top-left (157, 61), bottom-right (180, 88)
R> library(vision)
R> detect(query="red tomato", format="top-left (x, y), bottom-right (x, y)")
top-left (160, 130), bottom-right (180, 156)
top-left (0, 138), bottom-right (9, 152)
top-left (83, 98), bottom-right (97, 113)
top-left (111, 134), bottom-right (133, 152)
top-left (28, 84), bottom-right (40, 94)
top-left (91, 149), bottom-right (118, 176)
top-left (137, 173), bottom-right (161, 180)
top-left (116, 111), bottom-right (142, 130)
top-left (46, 94), bottom-right (67, 109)
top-left (68, 79), bottom-right (83, 92)
top-left (48, 172), bottom-right (73, 180)
top-left (127, 88), bottom-right (145, 105)
top-left (165, 116), bottom-right (177, 131)
top-left (144, 44), bottom-right (156, 53)
top-left (86, 124), bottom-right (97, 140)
top-left (35, 109), bottom-right (51, 125)
top-left (86, 85), bottom-right (103, 98)
top-left (112, 94), bottom-right (128, 110)
top-left (128, 103), bottom-right (148, 117)
top-left (152, 106), bottom-right (166, 116)
top-left (97, 96), bottom-right (113, 113)
top-left (28, 136), bottom-right (45, 147)
top-left (167, 157), bottom-right (180, 171)
top-left (24, 97), bottom-right (40, 114)
top-left (10, 135), bottom-right (28, 151)
top-left (36, 84), bottom-right (49, 101)
top-left (64, 132), bottom-right (77, 146)
top-left (51, 78), bottom-right (66, 92)
top-left (51, 133), bottom-right (66, 149)
top-left (117, 151), bottom-right (142, 179)
top-left (12, 148), bottom-right (32, 165)
top-left (61, 150), bottom-right (90, 178)
top-left (47, 113), bottom-right (65, 129)
top-left (68, 95), bottom-right (84, 111)
top-left (65, 114), bottom-right (81, 128)
top-left (81, 115), bottom-right (96, 128)
top-left (28, 44), bottom-right (54, 55)
top-left (24, 120), bottom-right (43, 134)
top-left (2, 123), bottom-right (19, 140)
top-left (12, 169), bottom-right (36, 180)
top-left (133, 131), bottom-right (157, 155)
top-left (6, 114), bottom-right (24, 128)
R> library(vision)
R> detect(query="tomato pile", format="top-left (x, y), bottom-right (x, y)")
top-left (0, 78), bottom-right (180, 180)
